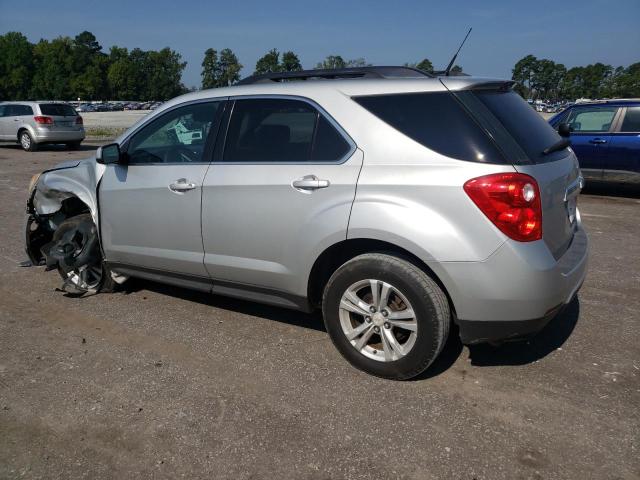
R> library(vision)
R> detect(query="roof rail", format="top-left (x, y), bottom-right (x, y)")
top-left (237, 66), bottom-right (433, 85)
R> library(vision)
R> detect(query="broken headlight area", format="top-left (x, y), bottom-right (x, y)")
top-left (26, 209), bottom-right (103, 295)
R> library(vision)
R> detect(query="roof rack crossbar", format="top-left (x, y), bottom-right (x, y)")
top-left (237, 66), bottom-right (433, 85)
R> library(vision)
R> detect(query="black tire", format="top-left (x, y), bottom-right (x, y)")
top-left (53, 213), bottom-right (116, 293)
top-left (66, 141), bottom-right (82, 150)
top-left (322, 253), bottom-right (450, 380)
top-left (19, 130), bottom-right (38, 152)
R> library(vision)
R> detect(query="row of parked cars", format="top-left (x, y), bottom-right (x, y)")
top-left (74, 101), bottom-right (163, 112)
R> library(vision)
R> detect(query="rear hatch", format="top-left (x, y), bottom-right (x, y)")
top-left (441, 78), bottom-right (581, 258)
top-left (39, 103), bottom-right (81, 131)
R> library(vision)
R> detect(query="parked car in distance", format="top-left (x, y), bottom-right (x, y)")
top-left (0, 101), bottom-right (84, 151)
top-left (549, 99), bottom-right (640, 184)
top-left (25, 67), bottom-right (588, 379)
top-left (76, 103), bottom-right (95, 112)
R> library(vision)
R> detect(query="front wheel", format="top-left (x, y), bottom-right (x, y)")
top-left (322, 253), bottom-right (450, 380)
top-left (51, 213), bottom-right (116, 294)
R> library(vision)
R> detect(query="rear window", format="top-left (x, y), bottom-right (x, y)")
top-left (354, 92), bottom-right (507, 164)
top-left (621, 106), bottom-right (640, 132)
top-left (469, 90), bottom-right (566, 163)
top-left (39, 103), bottom-right (77, 116)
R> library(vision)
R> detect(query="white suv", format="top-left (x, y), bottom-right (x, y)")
top-left (26, 67), bottom-right (588, 379)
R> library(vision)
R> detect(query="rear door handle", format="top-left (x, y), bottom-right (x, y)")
top-left (168, 178), bottom-right (197, 193)
top-left (589, 138), bottom-right (607, 144)
top-left (292, 175), bottom-right (330, 191)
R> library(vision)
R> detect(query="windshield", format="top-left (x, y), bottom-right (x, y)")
top-left (40, 104), bottom-right (77, 116)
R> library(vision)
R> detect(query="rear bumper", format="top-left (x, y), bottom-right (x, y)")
top-left (33, 128), bottom-right (85, 143)
top-left (436, 224), bottom-right (589, 344)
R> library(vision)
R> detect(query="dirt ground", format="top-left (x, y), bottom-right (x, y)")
top-left (0, 142), bottom-right (638, 480)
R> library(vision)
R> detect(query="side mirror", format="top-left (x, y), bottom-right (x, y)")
top-left (96, 143), bottom-right (122, 165)
top-left (558, 123), bottom-right (571, 138)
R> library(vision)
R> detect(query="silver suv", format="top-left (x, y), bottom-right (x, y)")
top-left (0, 101), bottom-right (85, 151)
top-left (25, 67), bottom-right (588, 379)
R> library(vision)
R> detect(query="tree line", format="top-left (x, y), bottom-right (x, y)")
top-left (512, 54), bottom-right (640, 101)
top-left (1, 30), bottom-right (638, 101)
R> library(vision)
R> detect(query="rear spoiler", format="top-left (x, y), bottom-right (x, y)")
top-left (439, 77), bottom-right (516, 92)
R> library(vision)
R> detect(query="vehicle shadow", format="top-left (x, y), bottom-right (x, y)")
top-left (466, 297), bottom-right (580, 367)
top-left (582, 181), bottom-right (640, 199)
top-left (0, 144), bottom-right (99, 152)
top-left (121, 278), bottom-right (327, 333)
top-left (115, 279), bottom-right (579, 375)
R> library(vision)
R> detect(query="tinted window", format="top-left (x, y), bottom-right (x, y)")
top-left (9, 105), bottom-right (33, 116)
top-left (127, 102), bottom-right (220, 164)
top-left (566, 107), bottom-right (617, 132)
top-left (311, 115), bottom-right (351, 161)
top-left (620, 107), bottom-right (640, 132)
top-left (0, 105), bottom-right (7, 117)
top-left (472, 90), bottom-right (565, 163)
top-left (40, 103), bottom-right (77, 116)
top-left (354, 92), bottom-right (506, 164)
top-left (223, 98), bottom-right (351, 163)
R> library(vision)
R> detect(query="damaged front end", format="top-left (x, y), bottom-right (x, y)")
top-left (25, 158), bottom-right (126, 293)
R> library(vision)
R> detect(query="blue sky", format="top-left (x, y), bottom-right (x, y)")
top-left (1, 0), bottom-right (638, 87)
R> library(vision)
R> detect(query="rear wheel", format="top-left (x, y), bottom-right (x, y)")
top-left (322, 253), bottom-right (450, 380)
top-left (19, 131), bottom-right (37, 151)
top-left (52, 214), bottom-right (115, 293)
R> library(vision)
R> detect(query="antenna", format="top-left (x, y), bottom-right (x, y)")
top-left (444, 27), bottom-right (472, 76)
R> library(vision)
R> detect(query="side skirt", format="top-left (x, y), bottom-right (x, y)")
top-left (105, 262), bottom-right (312, 312)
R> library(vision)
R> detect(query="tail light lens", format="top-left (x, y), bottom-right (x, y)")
top-left (76, 116), bottom-right (83, 125)
top-left (464, 173), bottom-right (542, 242)
top-left (33, 116), bottom-right (53, 125)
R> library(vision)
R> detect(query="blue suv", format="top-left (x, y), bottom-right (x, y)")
top-left (549, 100), bottom-right (640, 184)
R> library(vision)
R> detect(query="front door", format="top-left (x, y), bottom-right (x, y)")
top-left (100, 100), bottom-right (224, 277)
top-left (566, 105), bottom-right (618, 180)
top-left (201, 97), bottom-right (362, 297)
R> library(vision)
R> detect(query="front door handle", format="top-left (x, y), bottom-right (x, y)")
top-left (168, 178), bottom-right (197, 193)
top-left (589, 138), bottom-right (607, 144)
top-left (292, 175), bottom-right (330, 191)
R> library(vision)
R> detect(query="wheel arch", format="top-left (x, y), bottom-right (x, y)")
top-left (307, 237), bottom-right (457, 318)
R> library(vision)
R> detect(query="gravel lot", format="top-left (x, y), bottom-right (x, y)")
top-left (0, 142), bottom-right (638, 479)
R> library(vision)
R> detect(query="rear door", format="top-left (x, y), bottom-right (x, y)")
top-left (564, 105), bottom-right (619, 179)
top-left (100, 100), bottom-right (224, 277)
top-left (201, 97), bottom-right (361, 296)
top-left (605, 106), bottom-right (640, 182)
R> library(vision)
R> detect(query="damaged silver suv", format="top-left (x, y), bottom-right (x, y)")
top-left (26, 67), bottom-right (589, 379)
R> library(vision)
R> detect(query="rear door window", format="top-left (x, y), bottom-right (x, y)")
top-left (9, 105), bottom-right (33, 116)
top-left (222, 98), bottom-right (352, 163)
top-left (354, 92), bottom-right (507, 164)
top-left (40, 104), bottom-right (77, 116)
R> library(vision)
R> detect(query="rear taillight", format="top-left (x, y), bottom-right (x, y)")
top-left (33, 116), bottom-right (53, 125)
top-left (464, 173), bottom-right (542, 242)
top-left (76, 116), bottom-right (83, 125)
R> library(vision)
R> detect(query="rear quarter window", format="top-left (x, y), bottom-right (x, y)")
top-left (353, 92), bottom-right (507, 164)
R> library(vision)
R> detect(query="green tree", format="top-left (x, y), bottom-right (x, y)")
top-left (30, 37), bottom-right (75, 99)
top-left (0, 32), bottom-right (33, 100)
top-left (218, 48), bottom-right (242, 86)
top-left (346, 57), bottom-right (370, 67)
top-left (107, 47), bottom-right (139, 99)
top-left (255, 48), bottom-right (281, 74)
top-left (201, 48), bottom-right (219, 89)
top-left (512, 54), bottom-right (538, 98)
top-left (143, 47), bottom-right (187, 100)
top-left (416, 58), bottom-right (434, 73)
top-left (315, 55), bottom-right (346, 70)
top-left (450, 65), bottom-right (463, 75)
top-left (281, 51), bottom-right (302, 72)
